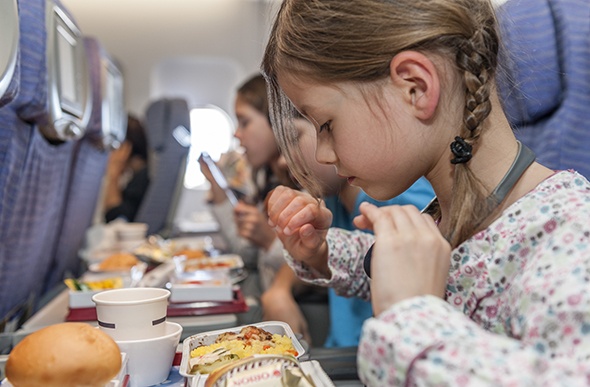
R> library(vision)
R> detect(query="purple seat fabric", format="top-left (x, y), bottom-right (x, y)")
top-left (0, 0), bottom-right (80, 322)
top-left (135, 98), bottom-right (191, 236)
top-left (496, 0), bottom-right (590, 178)
top-left (44, 37), bottom-right (111, 290)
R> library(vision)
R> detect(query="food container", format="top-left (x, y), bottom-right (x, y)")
top-left (66, 274), bottom-right (135, 309)
top-left (168, 271), bottom-right (233, 303)
top-left (174, 254), bottom-right (244, 273)
top-left (200, 355), bottom-right (336, 387)
top-left (133, 236), bottom-right (211, 264)
top-left (179, 321), bottom-right (306, 382)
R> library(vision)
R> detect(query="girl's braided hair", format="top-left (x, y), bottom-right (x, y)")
top-left (262, 0), bottom-right (500, 247)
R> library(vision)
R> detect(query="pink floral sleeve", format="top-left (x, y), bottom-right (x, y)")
top-left (286, 171), bottom-right (590, 386)
top-left (358, 171), bottom-right (590, 385)
top-left (283, 227), bottom-right (374, 301)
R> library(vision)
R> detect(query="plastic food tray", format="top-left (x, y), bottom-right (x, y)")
top-left (177, 254), bottom-right (244, 273)
top-left (179, 321), bottom-right (306, 382)
top-left (169, 271), bottom-right (233, 303)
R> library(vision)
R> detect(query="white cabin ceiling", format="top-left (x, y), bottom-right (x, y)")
top-left (60, 0), bottom-right (278, 116)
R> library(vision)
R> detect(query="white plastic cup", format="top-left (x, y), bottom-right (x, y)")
top-left (92, 287), bottom-right (170, 341)
top-left (116, 321), bottom-right (182, 387)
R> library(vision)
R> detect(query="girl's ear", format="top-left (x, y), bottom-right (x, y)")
top-left (388, 51), bottom-right (440, 121)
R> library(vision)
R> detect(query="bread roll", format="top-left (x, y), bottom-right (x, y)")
top-left (6, 322), bottom-right (122, 387)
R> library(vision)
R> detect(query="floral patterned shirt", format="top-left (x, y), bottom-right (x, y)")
top-left (285, 171), bottom-right (590, 386)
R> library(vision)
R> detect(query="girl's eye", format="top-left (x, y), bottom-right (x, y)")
top-left (319, 121), bottom-right (332, 133)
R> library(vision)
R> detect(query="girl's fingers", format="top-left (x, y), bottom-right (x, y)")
top-left (283, 202), bottom-right (330, 236)
top-left (266, 186), bottom-right (297, 226)
top-left (359, 202), bottom-right (433, 236)
top-left (358, 202), bottom-right (398, 235)
top-left (352, 214), bottom-right (372, 231)
top-left (267, 189), bottom-right (323, 232)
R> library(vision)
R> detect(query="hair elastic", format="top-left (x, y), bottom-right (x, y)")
top-left (450, 136), bottom-right (473, 164)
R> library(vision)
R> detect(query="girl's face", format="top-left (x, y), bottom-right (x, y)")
top-left (293, 117), bottom-right (344, 196)
top-left (279, 75), bottom-right (431, 201)
top-left (234, 95), bottom-right (279, 169)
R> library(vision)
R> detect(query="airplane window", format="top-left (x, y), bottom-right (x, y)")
top-left (184, 106), bottom-right (235, 189)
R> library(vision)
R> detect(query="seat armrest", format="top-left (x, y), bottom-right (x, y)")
top-left (306, 346), bottom-right (359, 381)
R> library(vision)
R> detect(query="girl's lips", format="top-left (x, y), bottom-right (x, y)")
top-left (337, 173), bottom-right (355, 184)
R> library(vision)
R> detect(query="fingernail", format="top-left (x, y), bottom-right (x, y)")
top-left (268, 219), bottom-right (275, 227)
top-left (283, 227), bottom-right (292, 236)
top-left (301, 228), bottom-right (312, 237)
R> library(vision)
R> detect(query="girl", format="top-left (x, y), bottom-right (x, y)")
top-left (262, 0), bottom-right (590, 385)
top-left (261, 116), bottom-right (434, 348)
top-left (199, 74), bottom-right (297, 292)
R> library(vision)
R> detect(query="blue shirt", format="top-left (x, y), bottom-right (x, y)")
top-left (322, 176), bottom-right (435, 347)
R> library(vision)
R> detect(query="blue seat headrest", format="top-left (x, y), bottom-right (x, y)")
top-left (496, 0), bottom-right (563, 126)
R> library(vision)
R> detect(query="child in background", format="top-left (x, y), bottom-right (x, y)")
top-left (263, 0), bottom-right (590, 385)
top-left (103, 115), bottom-right (149, 223)
top-left (199, 74), bottom-right (299, 291)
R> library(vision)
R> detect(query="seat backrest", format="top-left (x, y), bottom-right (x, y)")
top-left (0, 0), bottom-right (88, 325)
top-left (496, 0), bottom-right (590, 177)
top-left (80, 37), bottom-right (126, 151)
top-left (0, 0), bottom-right (21, 236)
top-left (42, 0), bottom-right (92, 141)
top-left (0, 0), bottom-right (20, 107)
top-left (135, 98), bottom-right (191, 236)
top-left (44, 37), bottom-right (121, 290)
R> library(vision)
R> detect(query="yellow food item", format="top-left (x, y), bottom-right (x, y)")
top-left (99, 252), bottom-right (139, 270)
top-left (189, 326), bottom-right (298, 374)
top-left (64, 277), bottom-right (123, 291)
top-left (191, 333), bottom-right (297, 359)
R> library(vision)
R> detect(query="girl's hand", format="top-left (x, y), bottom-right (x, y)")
top-left (356, 202), bottom-right (451, 315)
top-left (234, 202), bottom-right (276, 250)
top-left (266, 186), bottom-right (333, 275)
top-left (198, 154), bottom-right (215, 183)
top-left (198, 155), bottom-right (229, 204)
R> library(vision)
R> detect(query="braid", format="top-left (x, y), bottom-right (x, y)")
top-left (457, 27), bottom-right (497, 137)
top-left (262, 0), bottom-right (502, 246)
top-left (446, 24), bottom-right (499, 247)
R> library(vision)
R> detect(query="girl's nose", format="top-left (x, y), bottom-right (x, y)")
top-left (315, 134), bottom-right (336, 165)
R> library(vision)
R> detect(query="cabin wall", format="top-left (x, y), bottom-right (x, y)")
top-left (59, 0), bottom-right (278, 117)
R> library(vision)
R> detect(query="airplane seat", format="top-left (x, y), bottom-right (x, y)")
top-left (496, 0), bottom-right (590, 178)
top-left (0, 0), bottom-right (21, 265)
top-left (0, 0), bottom-right (90, 327)
top-left (0, 0), bottom-right (20, 108)
top-left (44, 37), bottom-right (125, 291)
top-left (135, 98), bottom-right (191, 237)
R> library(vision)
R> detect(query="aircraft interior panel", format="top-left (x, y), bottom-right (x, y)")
top-left (0, 0), bottom-right (20, 108)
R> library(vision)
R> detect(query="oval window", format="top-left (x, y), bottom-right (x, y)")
top-left (184, 105), bottom-right (234, 189)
